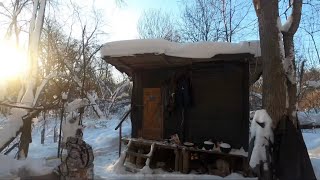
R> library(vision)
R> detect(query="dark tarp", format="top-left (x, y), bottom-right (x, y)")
top-left (273, 116), bottom-right (316, 180)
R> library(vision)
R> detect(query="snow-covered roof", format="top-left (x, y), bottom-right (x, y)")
top-left (100, 39), bottom-right (262, 76)
top-left (101, 39), bottom-right (261, 58)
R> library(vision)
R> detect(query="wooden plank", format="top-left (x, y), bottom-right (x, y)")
top-left (123, 138), bottom-right (247, 168)
top-left (126, 150), bottom-right (150, 158)
top-left (122, 137), bottom-right (247, 158)
top-left (185, 147), bottom-right (247, 158)
top-left (122, 137), bottom-right (177, 150)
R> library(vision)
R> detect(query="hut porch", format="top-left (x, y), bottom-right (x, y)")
top-left (121, 137), bottom-right (250, 177)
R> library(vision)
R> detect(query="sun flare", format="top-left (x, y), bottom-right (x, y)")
top-left (0, 41), bottom-right (28, 81)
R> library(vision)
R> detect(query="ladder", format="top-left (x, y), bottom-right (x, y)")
top-left (122, 140), bottom-right (155, 173)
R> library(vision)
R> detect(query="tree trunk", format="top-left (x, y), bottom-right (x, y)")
top-left (256, 0), bottom-right (287, 128)
top-left (17, 0), bottom-right (47, 159)
top-left (18, 117), bottom-right (32, 159)
top-left (281, 0), bottom-right (302, 127)
top-left (283, 34), bottom-right (297, 127)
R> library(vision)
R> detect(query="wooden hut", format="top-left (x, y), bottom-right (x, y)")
top-left (101, 39), bottom-right (262, 175)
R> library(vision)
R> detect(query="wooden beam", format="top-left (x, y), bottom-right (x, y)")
top-left (182, 148), bottom-right (190, 174)
top-left (126, 150), bottom-right (150, 158)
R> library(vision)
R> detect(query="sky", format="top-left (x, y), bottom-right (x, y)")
top-left (93, 0), bottom-right (319, 67)
top-left (90, 0), bottom-right (262, 44)
top-left (65, 0), bottom-right (319, 78)
top-left (87, 0), bottom-right (183, 80)
top-left (0, 0), bottom-right (318, 74)
top-left (0, 0), bottom-right (181, 44)
top-left (0, 0), bottom-right (184, 82)
top-left (94, 0), bottom-right (181, 42)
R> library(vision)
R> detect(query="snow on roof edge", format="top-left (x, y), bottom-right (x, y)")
top-left (100, 39), bottom-right (261, 59)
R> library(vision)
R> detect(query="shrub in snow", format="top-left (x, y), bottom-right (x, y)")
top-left (249, 109), bottom-right (274, 175)
top-left (61, 114), bottom-right (81, 144)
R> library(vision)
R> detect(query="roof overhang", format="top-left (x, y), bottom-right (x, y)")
top-left (100, 39), bottom-right (262, 84)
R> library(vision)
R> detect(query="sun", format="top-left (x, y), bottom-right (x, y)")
top-left (0, 40), bottom-right (28, 81)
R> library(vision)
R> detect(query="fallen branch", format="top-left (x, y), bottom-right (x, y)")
top-left (4, 142), bottom-right (19, 155)
top-left (0, 101), bottom-right (60, 111)
top-left (0, 102), bottom-right (44, 110)
top-left (0, 130), bottom-right (22, 153)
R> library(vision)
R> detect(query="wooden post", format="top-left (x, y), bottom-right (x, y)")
top-left (182, 148), bottom-right (190, 174)
top-left (41, 111), bottom-right (46, 144)
top-left (136, 148), bottom-right (145, 168)
top-left (179, 148), bottom-right (183, 172)
top-left (115, 108), bottom-right (131, 157)
top-left (174, 148), bottom-right (180, 171)
top-left (119, 124), bottom-right (122, 157)
top-left (57, 102), bottom-right (65, 158)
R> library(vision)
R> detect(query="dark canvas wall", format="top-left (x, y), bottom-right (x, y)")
top-left (130, 60), bottom-right (249, 150)
top-left (185, 62), bottom-right (249, 150)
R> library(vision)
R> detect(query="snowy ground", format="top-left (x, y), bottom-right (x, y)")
top-left (302, 128), bottom-right (320, 178)
top-left (27, 109), bottom-right (133, 179)
top-left (298, 111), bottom-right (320, 125)
top-left (0, 111), bottom-right (320, 179)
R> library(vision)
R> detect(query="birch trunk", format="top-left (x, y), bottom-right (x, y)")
top-left (18, 0), bottom-right (47, 159)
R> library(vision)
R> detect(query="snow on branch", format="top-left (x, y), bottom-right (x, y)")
top-left (64, 98), bottom-right (89, 113)
top-left (33, 72), bottom-right (62, 106)
top-left (280, 16), bottom-right (293, 32)
top-left (106, 80), bottom-right (130, 116)
top-left (61, 59), bottom-right (105, 118)
top-left (87, 91), bottom-right (105, 119)
top-left (61, 98), bottom-right (90, 143)
top-left (21, 81), bottom-right (35, 107)
top-left (283, 54), bottom-right (296, 84)
top-left (277, 17), bottom-right (296, 84)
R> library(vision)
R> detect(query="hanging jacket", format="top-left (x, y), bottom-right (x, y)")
top-left (273, 116), bottom-right (316, 180)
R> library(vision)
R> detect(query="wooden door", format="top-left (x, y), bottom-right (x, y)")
top-left (143, 88), bottom-right (163, 140)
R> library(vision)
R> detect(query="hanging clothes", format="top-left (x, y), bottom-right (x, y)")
top-left (175, 73), bottom-right (193, 142)
top-left (175, 75), bottom-right (192, 109)
top-left (273, 116), bottom-right (316, 180)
